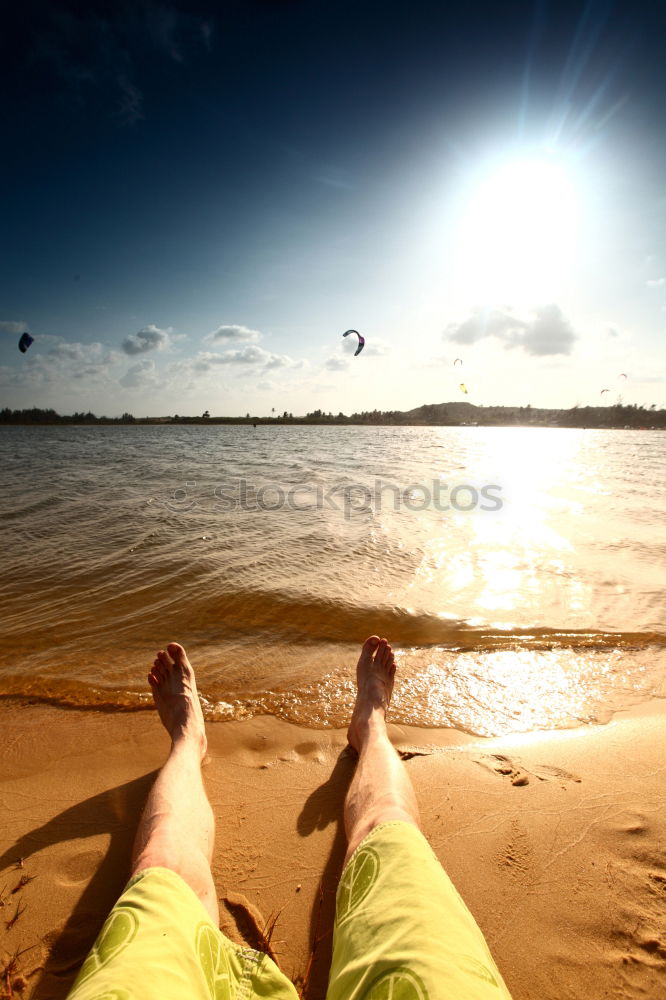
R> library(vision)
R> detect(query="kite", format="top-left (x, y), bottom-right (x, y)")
top-left (343, 329), bottom-right (365, 356)
top-left (453, 358), bottom-right (463, 366)
top-left (18, 332), bottom-right (34, 354)
top-left (600, 389), bottom-right (610, 395)
top-left (459, 383), bottom-right (468, 394)
top-left (618, 373), bottom-right (628, 379)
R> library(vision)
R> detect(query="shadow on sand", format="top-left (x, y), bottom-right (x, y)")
top-left (0, 773), bottom-right (154, 998)
top-left (296, 746), bottom-right (357, 1000)
top-left (1, 746), bottom-right (358, 999)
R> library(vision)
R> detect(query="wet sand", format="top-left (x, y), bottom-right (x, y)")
top-left (1, 700), bottom-right (665, 999)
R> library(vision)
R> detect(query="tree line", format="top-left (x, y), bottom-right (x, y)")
top-left (1, 403), bottom-right (664, 428)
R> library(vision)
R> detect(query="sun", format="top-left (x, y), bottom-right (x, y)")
top-left (455, 154), bottom-right (579, 304)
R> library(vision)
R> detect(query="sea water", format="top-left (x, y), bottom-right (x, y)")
top-left (1, 425), bottom-right (664, 736)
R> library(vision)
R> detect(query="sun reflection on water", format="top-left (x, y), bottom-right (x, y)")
top-left (405, 428), bottom-right (599, 630)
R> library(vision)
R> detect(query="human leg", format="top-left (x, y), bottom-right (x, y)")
top-left (343, 636), bottom-right (420, 866)
top-left (67, 643), bottom-right (300, 1000)
top-left (131, 642), bottom-right (218, 923)
top-left (326, 637), bottom-right (513, 1000)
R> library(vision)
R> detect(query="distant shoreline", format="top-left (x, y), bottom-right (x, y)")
top-left (1, 420), bottom-right (664, 429)
top-left (2, 403), bottom-right (665, 430)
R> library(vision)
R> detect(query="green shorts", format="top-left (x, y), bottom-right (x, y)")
top-left (328, 821), bottom-right (513, 1000)
top-left (67, 822), bottom-right (512, 1000)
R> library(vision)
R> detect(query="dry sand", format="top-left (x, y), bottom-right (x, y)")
top-left (1, 698), bottom-right (665, 999)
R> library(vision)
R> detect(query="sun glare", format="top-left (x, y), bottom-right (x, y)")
top-left (455, 155), bottom-right (579, 304)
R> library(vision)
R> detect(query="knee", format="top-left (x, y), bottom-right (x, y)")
top-left (345, 806), bottom-right (420, 865)
top-left (132, 845), bottom-right (219, 923)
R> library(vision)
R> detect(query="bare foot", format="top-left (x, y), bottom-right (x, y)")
top-left (148, 642), bottom-right (207, 758)
top-left (347, 636), bottom-right (396, 751)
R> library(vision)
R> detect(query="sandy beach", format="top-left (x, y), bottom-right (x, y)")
top-left (1, 696), bottom-right (664, 999)
top-left (4, 0), bottom-right (666, 993)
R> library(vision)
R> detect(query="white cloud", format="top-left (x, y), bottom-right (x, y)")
top-left (199, 346), bottom-right (266, 367)
top-left (518, 305), bottom-right (577, 357)
top-left (0, 320), bottom-right (28, 335)
top-left (0, 365), bottom-right (25, 388)
top-left (72, 365), bottom-right (108, 381)
top-left (325, 357), bottom-right (349, 371)
top-left (341, 332), bottom-right (363, 355)
top-left (361, 338), bottom-right (390, 357)
top-left (119, 359), bottom-right (158, 388)
top-left (48, 342), bottom-right (116, 363)
top-left (206, 324), bottom-right (262, 343)
top-left (445, 304), bottom-right (577, 357)
top-left (122, 324), bottom-right (172, 355)
top-left (6, 340), bottom-right (119, 389)
top-left (335, 335), bottom-right (389, 363)
top-left (194, 346), bottom-right (301, 372)
top-left (264, 354), bottom-right (295, 370)
top-left (445, 308), bottom-right (525, 345)
top-left (646, 277), bottom-right (666, 287)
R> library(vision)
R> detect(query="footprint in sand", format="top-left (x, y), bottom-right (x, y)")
top-left (294, 741), bottom-right (328, 764)
top-left (599, 813), bottom-right (666, 981)
top-left (262, 743), bottom-right (330, 768)
top-left (647, 871), bottom-right (666, 894)
top-left (474, 753), bottom-right (582, 788)
top-left (530, 763), bottom-right (582, 785)
top-left (608, 810), bottom-right (650, 837)
top-left (57, 849), bottom-right (105, 886)
top-left (473, 754), bottom-right (530, 786)
top-left (398, 748), bottom-right (433, 761)
top-left (496, 818), bottom-right (533, 880)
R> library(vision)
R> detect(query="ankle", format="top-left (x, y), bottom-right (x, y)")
top-left (170, 730), bottom-right (207, 760)
top-left (354, 712), bottom-right (390, 749)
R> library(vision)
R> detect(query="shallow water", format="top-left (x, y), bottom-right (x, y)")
top-left (1, 425), bottom-right (664, 735)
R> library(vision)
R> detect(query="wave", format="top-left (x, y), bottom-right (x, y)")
top-left (168, 588), bottom-right (666, 650)
top-left (1, 610), bottom-right (663, 731)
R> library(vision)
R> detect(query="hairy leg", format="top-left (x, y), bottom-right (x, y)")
top-left (343, 636), bottom-right (420, 866)
top-left (131, 642), bottom-right (218, 924)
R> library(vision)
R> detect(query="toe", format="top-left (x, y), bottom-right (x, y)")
top-left (376, 639), bottom-right (390, 665)
top-left (361, 636), bottom-right (380, 655)
top-left (167, 642), bottom-right (187, 664)
top-left (148, 668), bottom-right (161, 686)
top-left (158, 650), bottom-right (172, 669)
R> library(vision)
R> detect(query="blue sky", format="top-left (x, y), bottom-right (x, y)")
top-left (1, 0), bottom-right (665, 416)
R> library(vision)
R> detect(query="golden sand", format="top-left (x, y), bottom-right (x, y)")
top-left (1, 701), bottom-right (665, 999)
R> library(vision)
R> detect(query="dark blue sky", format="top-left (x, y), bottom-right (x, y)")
top-left (2, 0), bottom-right (665, 415)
